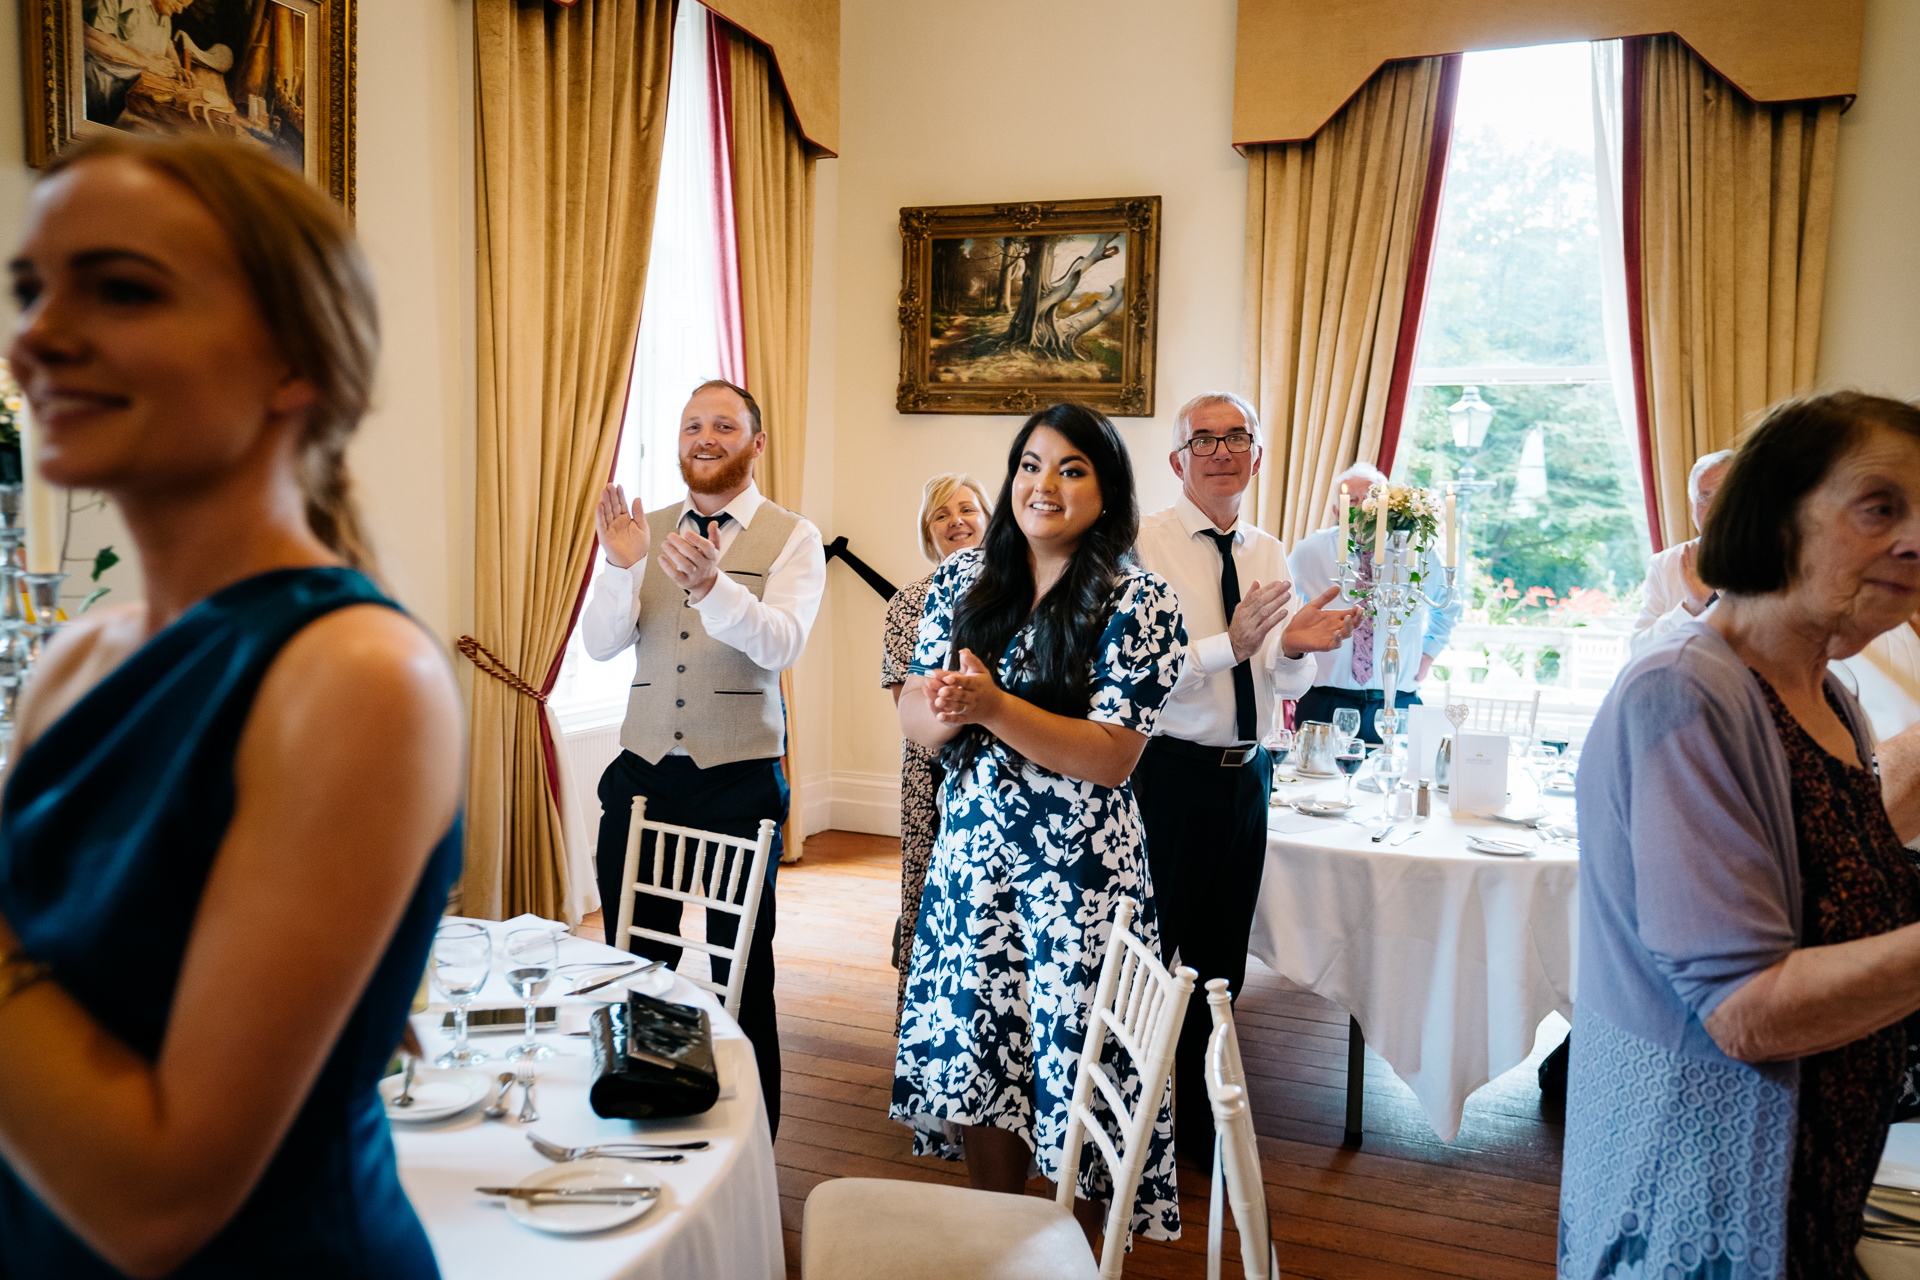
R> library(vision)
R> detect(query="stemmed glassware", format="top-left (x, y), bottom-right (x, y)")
top-left (1332, 707), bottom-right (1362, 746)
top-left (503, 928), bottom-right (558, 1062)
top-left (1523, 742), bottom-right (1563, 806)
top-left (1263, 727), bottom-right (1296, 803)
top-left (1334, 737), bottom-right (1368, 807)
top-left (430, 922), bottom-right (491, 1068)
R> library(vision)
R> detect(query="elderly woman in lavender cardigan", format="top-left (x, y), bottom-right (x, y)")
top-left (1561, 392), bottom-right (1920, 1279)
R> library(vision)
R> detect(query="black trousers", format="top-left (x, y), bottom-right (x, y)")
top-left (1131, 738), bottom-right (1273, 1156)
top-left (595, 750), bottom-right (787, 1138)
top-left (1294, 685), bottom-right (1423, 744)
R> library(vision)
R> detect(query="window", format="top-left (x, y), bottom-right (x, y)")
top-left (547, 1), bottom-right (726, 722)
top-left (1390, 42), bottom-right (1651, 688)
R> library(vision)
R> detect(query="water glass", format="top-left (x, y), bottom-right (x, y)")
top-left (503, 928), bottom-right (557, 1062)
top-left (430, 922), bottom-right (491, 1068)
top-left (1332, 706), bottom-right (1362, 745)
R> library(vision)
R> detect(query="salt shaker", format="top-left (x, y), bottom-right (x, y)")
top-left (1416, 778), bottom-right (1431, 817)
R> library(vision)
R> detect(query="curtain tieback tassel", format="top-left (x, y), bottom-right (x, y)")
top-left (456, 636), bottom-right (548, 705)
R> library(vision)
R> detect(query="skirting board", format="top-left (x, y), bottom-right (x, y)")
top-left (828, 770), bottom-right (903, 838)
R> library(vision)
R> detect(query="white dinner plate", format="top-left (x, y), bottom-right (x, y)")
top-left (379, 1068), bottom-right (492, 1122)
top-left (503, 1158), bottom-right (661, 1235)
top-left (1294, 767), bottom-right (1338, 779)
top-left (1487, 808), bottom-right (1548, 826)
top-left (1294, 800), bottom-right (1354, 818)
top-left (1466, 836), bottom-right (1535, 857)
top-left (603, 966), bottom-right (674, 999)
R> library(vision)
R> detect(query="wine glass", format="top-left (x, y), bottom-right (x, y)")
top-left (1263, 727), bottom-right (1295, 802)
top-left (503, 928), bottom-right (558, 1062)
top-left (1334, 737), bottom-right (1368, 806)
top-left (1332, 706), bottom-right (1362, 746)
top-left (1524, 742), bottom-right (1563, 807)
top-left (430, 922), bottom-right (491, 1068)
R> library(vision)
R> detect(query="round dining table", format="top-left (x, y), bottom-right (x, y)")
top-left (1248, 775), bottom-right (1579, 1144)
top-left (391, 915), bottom-right (783, 1280)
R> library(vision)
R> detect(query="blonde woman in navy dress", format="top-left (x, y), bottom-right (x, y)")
top-left (0, 136), bottom-right (462, 1277)
top-left (892, 404), bottom-right (1187, 1244)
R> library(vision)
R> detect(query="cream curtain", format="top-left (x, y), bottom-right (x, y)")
top-left (728, 30), bottom-right (815, 861)
top-left (1243, 57), bottom-right (1453, 546)
top-left (465, 0), bottom-right (673, 921)
top-left (1633, 34), bottom-right (1841, 549)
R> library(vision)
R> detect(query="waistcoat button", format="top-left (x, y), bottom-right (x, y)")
top-left (674, 731), bottom-right (684, 740)
top-left (680, 631), bottom-right (689, 640)
top-left (676, 699), bottom-right (685, 708)
top-left (676, 665), bottom-right (685, 673)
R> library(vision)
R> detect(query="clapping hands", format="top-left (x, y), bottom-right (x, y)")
top-left (926, 649), bottom-right (1001, 726)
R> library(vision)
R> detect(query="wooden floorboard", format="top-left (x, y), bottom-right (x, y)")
top-left (581, 828), bottom-right (1563, 1278)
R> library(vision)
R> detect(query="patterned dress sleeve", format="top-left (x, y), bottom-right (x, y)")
top-left (910, 549), bottom-right (982, 676)
top-left (881, 575), bottom-right (932, 688)
top-left (1086, 568), bottom-right (1187, 736)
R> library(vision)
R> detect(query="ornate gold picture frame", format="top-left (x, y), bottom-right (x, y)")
top-left (23, 0), bottom-right (355, 213)
top-left (896, 195), bottom-right (1160, 417)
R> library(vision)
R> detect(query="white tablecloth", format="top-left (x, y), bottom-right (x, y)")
top-left (1248, 782), bottom-right (1579, 1143)
top-left (392, 917), bottom-right (783, 1280)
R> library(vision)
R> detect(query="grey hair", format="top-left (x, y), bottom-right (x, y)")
top-left (1324, 460), bottom-right (1389, 523)
top-left (1687, 449), bottom-right (1736, 501)
top-left (1172, 391), bottom-right (1260, 452)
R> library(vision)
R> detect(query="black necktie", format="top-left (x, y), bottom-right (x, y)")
top-left (1205, 529), bottom-right (1257, 743)
top-left (687, 511), bottom-right (730, 540)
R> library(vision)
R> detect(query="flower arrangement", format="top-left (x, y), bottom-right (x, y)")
top-left (1349, 482), bottom-right (1443, 555)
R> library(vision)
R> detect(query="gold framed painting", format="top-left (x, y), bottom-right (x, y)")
top-left (23, 0), bottom-right (355, 212)
top-left (896, 195), bottom-right (1161, 417)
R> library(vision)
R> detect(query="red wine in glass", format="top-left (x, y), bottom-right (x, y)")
top-left (1335, 741), bottom-right (1367, 805)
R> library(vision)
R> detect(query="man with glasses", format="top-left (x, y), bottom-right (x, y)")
top-left (1131, 392), bottom-right (1359, 1156)
top-left (1287, 462), bottom-right (1462, 742)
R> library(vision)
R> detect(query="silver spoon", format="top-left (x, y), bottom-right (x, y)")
top-left (394, 1057), bottom-right (417, 1109)
top-left (482, 1071), bottom-right (516, 1121)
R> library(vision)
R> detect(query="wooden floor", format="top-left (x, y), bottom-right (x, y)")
top-left (582, 830), bottom-right (1565, 1279)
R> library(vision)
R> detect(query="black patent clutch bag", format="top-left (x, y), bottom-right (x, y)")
top-left (586, 991), bottom-right (721, 1120)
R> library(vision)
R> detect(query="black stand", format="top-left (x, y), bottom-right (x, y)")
top-left (1343, 1017), bottom-right (1365, 1147)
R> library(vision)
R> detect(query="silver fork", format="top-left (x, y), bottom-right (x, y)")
top-left (514, 1063), bottom-right (538, 1124)
top-left (528, 1133), bottom-right (695, 1163)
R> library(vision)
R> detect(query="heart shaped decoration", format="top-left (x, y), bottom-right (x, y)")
top-left (1444, 702), bottom-right (1470, 732)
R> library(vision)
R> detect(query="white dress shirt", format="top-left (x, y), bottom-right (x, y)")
top-left (1631, 539), bottom-right (1711, 653)
top-left (1836, 621), bottom-right (1920, 746)
top-left (1134, 496), bottom-right (1315, 747)
top-left (579, 481), bottom-right (826, 674)
top-left (1286, 525), bottom-right (1461, 694)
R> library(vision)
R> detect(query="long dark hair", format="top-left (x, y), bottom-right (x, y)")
top-left (943, 403), bottom-right (1140, 776)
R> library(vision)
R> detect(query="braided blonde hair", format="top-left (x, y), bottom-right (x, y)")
top-left (47, 135), bottom-right (380, 571)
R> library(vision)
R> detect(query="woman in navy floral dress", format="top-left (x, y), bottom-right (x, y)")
top-left (891, 404), bottom-right (1187, 1244)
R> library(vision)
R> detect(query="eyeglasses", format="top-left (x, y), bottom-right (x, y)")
top-left (1179, 433), bottom-right (1256, 456)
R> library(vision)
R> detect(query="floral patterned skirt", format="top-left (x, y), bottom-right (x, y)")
top-left (890, 758), bottom-right (1181, 1242)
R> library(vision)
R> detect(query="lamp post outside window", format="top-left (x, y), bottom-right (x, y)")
top-left (1445, 386), bottom-right (1498, 591)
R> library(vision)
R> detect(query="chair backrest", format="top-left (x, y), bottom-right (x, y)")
top-left (1055, 896), bottom-right (1197, 1280)
top-left (1203, 981), bottom-right (1280, 1280)
top-left (613, 796), bottom-right (776, 1018)
top-left (1568, 631), bottom-right (1629, 692)
top-left (1441, 685), bottom-right (1541, 742)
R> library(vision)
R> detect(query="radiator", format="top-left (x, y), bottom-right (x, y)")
top-left (560, 722), bottom-right (623, 837)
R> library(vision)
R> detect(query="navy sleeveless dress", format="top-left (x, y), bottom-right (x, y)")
top-left (0, 568), bottom-right (460, 1279)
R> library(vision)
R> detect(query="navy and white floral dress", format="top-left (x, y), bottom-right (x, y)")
top-left (890, 547), bottom-right (1188, 1241)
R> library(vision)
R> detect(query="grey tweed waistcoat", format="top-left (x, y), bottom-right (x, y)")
top-left (620, 503), bottom-right (799, 767)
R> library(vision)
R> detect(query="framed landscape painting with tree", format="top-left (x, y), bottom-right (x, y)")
top-left (896, 195), bottom-right (1160, 416)
top-left (23, 0), bottom-right (354, 212)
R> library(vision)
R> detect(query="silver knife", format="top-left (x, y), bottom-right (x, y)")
top-left (477, 1186), bottom-right (660, 1201)
top-left (1371, 825), bottom-right (1397, 844)
top-left (569, 959), bottom-right (665, 997)
top-left (1388, 827), bottom-right (1424, 846)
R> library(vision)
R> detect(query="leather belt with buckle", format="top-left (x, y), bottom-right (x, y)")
top-left (1218, 745), bottom-right (1255, 767)
top-left (1148, 736), bottom-right (1261, 768)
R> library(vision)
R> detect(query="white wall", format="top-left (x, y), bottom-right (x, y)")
top-left (821, 0), bottom-right (1246, 828)
top-left (0, 1), bottom-right (474, 637)
top-left (1817, 0), bottom-right (1920, 399)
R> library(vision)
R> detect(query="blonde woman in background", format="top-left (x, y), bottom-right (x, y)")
top-left (880, 473), bottom-right (990, 1024)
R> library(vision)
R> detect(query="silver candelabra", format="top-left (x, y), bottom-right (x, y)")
top-left (0, 483), bottom-right (67, 770)
top-left (1336, 530), bottom-right (1457, 751)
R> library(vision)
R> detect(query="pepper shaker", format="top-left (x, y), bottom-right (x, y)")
top-left (1416, 778), bottom-right (1431, 817)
